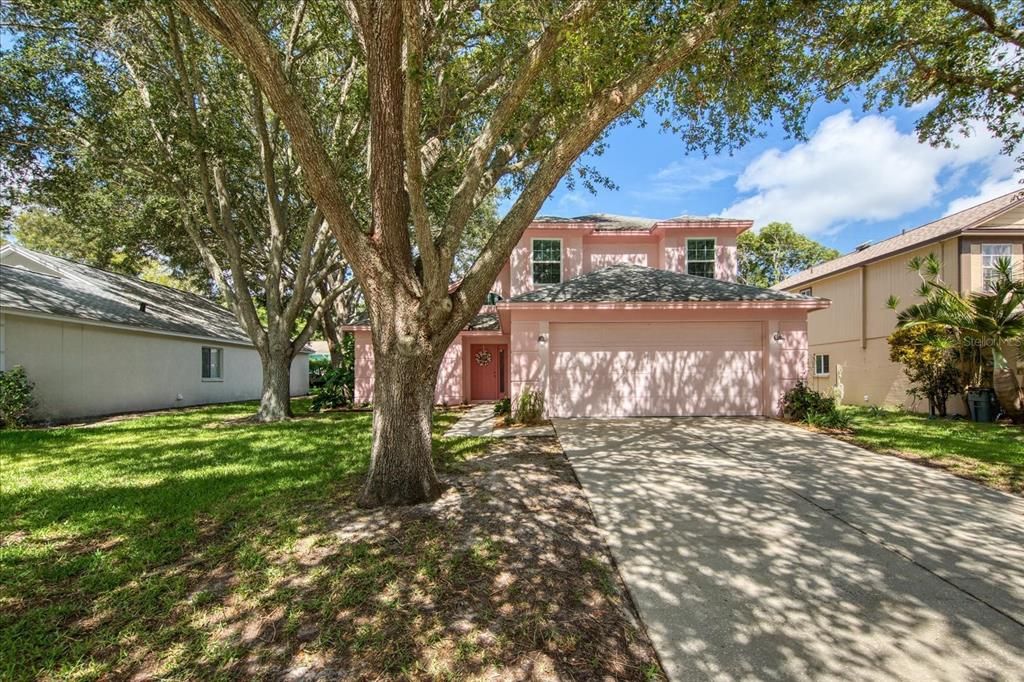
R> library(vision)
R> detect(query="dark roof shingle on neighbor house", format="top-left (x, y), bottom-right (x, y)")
top-left (0, 245), bottom-right (251, 345)
top-left (775, 189), bottom-right (1024, 291)
top-left (508, 264), bottom-right (815, 304)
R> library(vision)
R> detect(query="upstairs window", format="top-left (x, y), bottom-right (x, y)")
top-left (202, 346), bottom-right (223, 380)
top-left (981, 244), bottom-right (1013, 291)
top-left (532, 238), bottom-right (562, 285)
top-left (799, 287), bottom-right (813, 296)
top-left (686, 238), bottom-right (716, 278)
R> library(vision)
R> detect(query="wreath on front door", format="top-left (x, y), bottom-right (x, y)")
top-left (475, 349), bottom-right (493, 366)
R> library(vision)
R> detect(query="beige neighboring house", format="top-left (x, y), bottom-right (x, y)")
top-left (0, 243), bottom-right (309, 421)
top-left (776, 190), bottom-right (1024, 413)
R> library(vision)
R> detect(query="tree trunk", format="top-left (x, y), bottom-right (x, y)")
top-left (256, 352), bottom-right (294, 422)
top-left (358, 343), bottom-right (445, 507)
top-left (323, 311), bottom-right (346, 369)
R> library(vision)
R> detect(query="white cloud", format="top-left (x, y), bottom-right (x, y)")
top-left (720, 110), bottom-right (1005, 234)
top-left (550, 190), bottom-right (593, 215)
top-left (944, 155), bottom-right (1021, 215)
top-left (629, 160), bottom-right (734, 201)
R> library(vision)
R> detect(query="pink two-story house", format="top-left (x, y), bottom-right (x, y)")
top-left (347, 214), bottom-right (828, 417)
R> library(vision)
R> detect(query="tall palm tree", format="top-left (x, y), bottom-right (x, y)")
top-left (888, 255), bottom-right (1024, 422)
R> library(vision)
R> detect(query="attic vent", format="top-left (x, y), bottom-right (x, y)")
top-left (139, 302), bottom-right (147, 313)
top-left (854, 241), bottom-right (873, 252)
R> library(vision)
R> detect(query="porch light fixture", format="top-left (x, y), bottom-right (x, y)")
top-left (772, 331), bottom-right (784, 342)
top-left (537, 334), bottom-right (548, 343)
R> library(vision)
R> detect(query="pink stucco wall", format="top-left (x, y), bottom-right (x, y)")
top-left (582, 237), bottom-right (659, 272)
top-left (770, 320), bottom-right (809, 414)
top-left (511, 226), bottom-right (741, 295)
top-left (493, 264), bottom-right (511, 299)
top-left (510, 229), bottom-right (583, 297)
top-left (510, 320), bottom-right (544, 403)
top-left (659, 231), bottom-right (738, 282)
top-left (353, 330), bottom-right (465, 405)
top-left (354, 332), bottom-right (374, 404)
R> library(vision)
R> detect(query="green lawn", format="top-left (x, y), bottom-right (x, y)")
top-left (842, 406), bottom-right (1024, 493)
top-left (0, 400), bottom-right (485, 680)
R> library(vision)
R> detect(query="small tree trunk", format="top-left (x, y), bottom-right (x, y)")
top-left (323, 308), bottom-right (346, 369)
top-left (359, 343), bottom-right (444, 507)
top-left (256, 352), bottom-right (294, 422)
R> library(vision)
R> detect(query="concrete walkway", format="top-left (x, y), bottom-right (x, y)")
top-left (555, 417), bottom-right (1024, 681)
top-left (444, 403), bottom-right (555, 438)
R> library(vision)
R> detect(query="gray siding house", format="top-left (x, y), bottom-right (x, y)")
top-left (0, 244), bottom-right (309, 421)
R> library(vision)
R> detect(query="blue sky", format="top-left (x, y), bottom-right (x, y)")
top-left (532, 95), bottom-right (1021, 255)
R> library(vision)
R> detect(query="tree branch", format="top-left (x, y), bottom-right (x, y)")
top-left (947, 0), bottom-right (1024, 49)
top-left (251, 79), bottom-right (288, 323)
top-left (177, 0), bottom-right (377, 284)
top-left (401, 0), bottom-right (443, 297)
top-left (438, 0), bottom-right (599, 264)
top-left (449, 4), bottom-right (737, 339)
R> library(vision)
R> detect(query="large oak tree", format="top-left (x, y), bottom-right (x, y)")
top-left (165, 0), bottom-right (849, 506)
top-left (2, 2), bottom-right (356, 421)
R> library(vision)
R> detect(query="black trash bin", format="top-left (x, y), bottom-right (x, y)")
top-left (967, 387), bottom-right (997, 422)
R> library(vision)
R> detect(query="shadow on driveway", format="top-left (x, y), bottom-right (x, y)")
top-left (556, 417), bottom-right (1024, 681)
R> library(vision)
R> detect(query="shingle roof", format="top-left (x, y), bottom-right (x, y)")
top-left (658, 215), bottom-right (741, 224)
top-left (507, 264), bottom-right (814, 304)
top-left (532, 213), bottom-right (752, 233)
top-left (533, 213), bottom-right (659, 230)
top-left (467, 311), bottom-right (501, 331)
top-left (775, 190), bottom-right (1024, 290)
top-left (344, 310), bottom-right (501, 331)
top-left (0, 245), bottom-right (251, 345)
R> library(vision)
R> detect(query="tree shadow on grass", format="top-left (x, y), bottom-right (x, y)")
top-left (0, 402), bottom-right (658, 680)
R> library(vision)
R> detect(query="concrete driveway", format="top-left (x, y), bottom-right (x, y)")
top-left (554, 417), bottom-right (1024, 681)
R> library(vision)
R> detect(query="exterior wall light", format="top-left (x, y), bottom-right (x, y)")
top-left (537, 334), bottom-right (548, 343)
top-left (772, 331), bottom-right (784, 342)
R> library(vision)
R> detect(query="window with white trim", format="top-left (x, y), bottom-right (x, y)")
top-left (686, 238), bottom-right (716, 278)
top-left (981, 244), bottom-right (1013, 291)
top-left (532, 238), bottom-right (562, 285)
top-left (814, 354), bottom-right (830, 377)
top-left (202, 346), bottom-right (223, 380)
top-left (799, 287), bottom-right (813, 296)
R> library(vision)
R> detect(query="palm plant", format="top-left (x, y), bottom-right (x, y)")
top-left (888, 255), bottom-right (1024, 422)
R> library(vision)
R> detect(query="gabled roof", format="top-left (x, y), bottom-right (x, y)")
top-left (506, 264), bottom-right (817, 304)
top-left (0, 244), bottom-right (251, 345)
top-left (776, 190), bottom-right (1024, 291)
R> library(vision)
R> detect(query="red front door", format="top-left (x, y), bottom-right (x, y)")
top-left (470, 344), bottom-right (507, 401)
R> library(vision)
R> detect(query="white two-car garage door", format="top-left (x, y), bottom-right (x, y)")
top-left (548, 321), bottom-right (764, 417)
